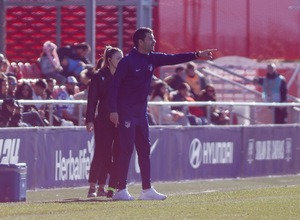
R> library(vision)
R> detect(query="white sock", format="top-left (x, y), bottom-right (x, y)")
top-left (143, 188), bottom-right (151, 193)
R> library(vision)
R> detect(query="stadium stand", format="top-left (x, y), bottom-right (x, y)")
top-left (5, 5), bottom-right (141, 64)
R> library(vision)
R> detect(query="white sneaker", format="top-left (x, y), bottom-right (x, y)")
top-left (139, 187), bottom-right (167, 200)
top-left (87, 188), bottom-right (97, 198)
top-left (112, 188), bottom-right (135, 201)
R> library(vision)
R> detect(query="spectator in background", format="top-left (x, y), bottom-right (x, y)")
top-left (15, 81), bottom-right (47, 126)
top-left (0, 54), bottom-right (5, 74)
top-left (170, 82), bottom-right (191, 112)
top-left (43, 78), bottom-right (63, 126)
top-left (73, 69), bottom-right (93, 124)
top-left (55, 76), bottom-right (79, 125)
top-left (253, 63), bottom-right (287, 124)
top-left (0, 98), bottom-right (23, 127)
top-left (0, 97), bottom-right (45, 127)
top-left (198, 84), bottom-right (229, 125)
top-left (7, 75), bottom-right (18, 99)
top-left (39, 41), bottom-right (66, 85)
top-left (149, 82), bottom-right (185, 125)
top-left (184, 61), bottom-right (209, 100)
top-left (0, 76), bottom-right (8, 99)
top-left (170, 82), bottom-right (205, 125)
top-left (149, 75), bottom-right (164, 96)
top-left (15, 82), bottom-right (35, 112)
top-left (164, 65), bottom-right (185, 91)
top-left (57, 42), bottom-right (93, 79)
top-left (32, 79), bottom-right (47, 115)
top-left (3, 60), bottom-right (10, 74)
top-left (43, 78), bottom-right (72, 126)
top-left (8, 62), bottom-right (21, 79)
top-left (0, 54), bottom-right (10, 75)
top-left (45, 78), bottom-right (56, 100)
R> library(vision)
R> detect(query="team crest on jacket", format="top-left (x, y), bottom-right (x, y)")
top-left (148, 64), bottom-right (153, 72)
top-left (125, 121), bottom-right (131, 128)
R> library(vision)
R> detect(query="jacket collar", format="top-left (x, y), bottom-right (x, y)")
top-left (132, 47), bottom-right (151, 57)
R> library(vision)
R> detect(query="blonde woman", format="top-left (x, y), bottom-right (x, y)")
top-left (39, 41), bottom-right (66, 85)
top-left (86, 46), bottom-right (123, 198)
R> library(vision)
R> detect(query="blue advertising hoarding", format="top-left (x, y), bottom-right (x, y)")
top-left (0, 125), bottom-right (299, 190)
top-left (240, 124), bottom-right (300, 177)
top-left (142, 126), bottom-right (242, 182)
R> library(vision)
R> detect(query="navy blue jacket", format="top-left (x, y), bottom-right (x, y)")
top-left (109, 48), bottom-right (197, 122)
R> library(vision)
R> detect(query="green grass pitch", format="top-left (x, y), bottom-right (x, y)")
top-left (1, 175), bottom-right (300, 219)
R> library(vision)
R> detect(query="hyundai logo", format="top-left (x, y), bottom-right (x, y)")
top-left (189, 138), bottom-right (202, 168)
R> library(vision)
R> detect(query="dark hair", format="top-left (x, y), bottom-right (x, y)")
top-left (35, 79), bottom-right (47, 89)
top-left (203, 84), bottom-right (216, 101)
top-left (2, 98), bottom-right (17, 108)
top-left (150, 82), bottom-right (168, 101)
top-left (133, 27), bottom-right (153, 48)
top-left (75, 42), bottom-right (91, 51)
top-left (175, 66), bottom-right (184, 72)
top-left (177, 82), bottom-right (190, 91)
top-left (80, 68), bottom-right (94, 84)
top-left (86, 69), bottom-right (95, 79)
top-left (46, 78), bottom-right (55, 84)
top-left (15, 82), bottom-right (33, 100)
top-left (0, 77), bottom-right (8, 96)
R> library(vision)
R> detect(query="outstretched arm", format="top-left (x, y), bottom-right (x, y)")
top-left (195, 49), bottom-right (217, 60)
top-left (154, 49), bottom-right (217, 67)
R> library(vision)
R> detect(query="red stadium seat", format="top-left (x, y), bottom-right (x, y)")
top-left (5, 4), bottom-right (138, 64)
top-left (31, 63), bottom-right (42, 78)
top-left (8, 62), bottom-right (23, 79)
top-left (24, 62), bottom-right (34, 78)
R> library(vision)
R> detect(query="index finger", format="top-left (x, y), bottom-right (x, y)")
top-left (206, 49), bottom-right (217, 52)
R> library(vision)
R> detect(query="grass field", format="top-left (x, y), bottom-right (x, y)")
top-left (1, 175), bottom-right (300, 219)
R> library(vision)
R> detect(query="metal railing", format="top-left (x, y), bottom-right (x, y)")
top-left (2, 100), bottom-right (300, 126)
top-left (0, 100), bottom-right (86, 126)
top-left (200, 60), bottom-right (300, 102)
top-left (149, 101), bottom-right (300, 125)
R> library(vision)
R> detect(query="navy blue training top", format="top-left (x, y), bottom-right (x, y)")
top-left (109, 48), bottom-right (197, 122)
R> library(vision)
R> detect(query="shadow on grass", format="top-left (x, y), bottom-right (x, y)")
top-left (41, 197), bottom-right (115, 204)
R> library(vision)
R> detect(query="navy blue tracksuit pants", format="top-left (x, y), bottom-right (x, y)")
top-left (117, 119), bottom-right (151, 190)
